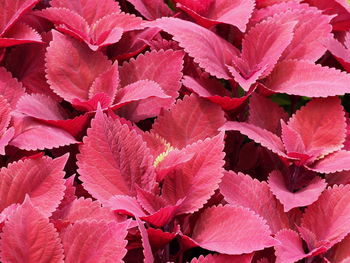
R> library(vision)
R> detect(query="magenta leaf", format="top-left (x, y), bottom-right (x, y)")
top-left (60, 220), bottom-right (128, 263)
top-left (177, 0), bottom-right (255, 32)
top-left (228, 18), bottom-right (296, 91)
top-left (287, 97), bottom-right (346, 158)
top-left (0, 66), bottom-right (25, 108)
top-left (268, 170), bottom-right (327, 212)
top-left (146, 17), bottom-right (238, 79)
top-left (221, 121), bottom-right (288, 157)
top-left (117, 49), bottom-right (184, 121)
top-left (161, 133), bottom-right (225, 214)
top-left (77, 109), bottom-right (156, 204)
top-left (265, 60), bottom-right (350, 97)
top-left (191, 205), bottom-right (276, 254)
top-left (220, 171), bottom-right (289, 234)
top-left (0, 155), bottom-right (67, 216)
top-left (301, 184), bottom-right (350, 251)
top-left (136, 217), bottom-right (154, 263)
top-left (126, 0), bottom-right (173, 20)
top-left (190, 253), bottom-right (254, 263)
top-left (46, 30), bottom-right (112, 103)
top-left (309, 150), bottom-right (350, 173)
top-left (248, 93), bottom-right (288, 135)
top-left (152, 94), bottom-right (226, 149)
top-left (0, 197), bottom-right (64, 263)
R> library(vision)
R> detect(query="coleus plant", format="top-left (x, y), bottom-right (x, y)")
top-left (1, 0), bottom-right (350, 262)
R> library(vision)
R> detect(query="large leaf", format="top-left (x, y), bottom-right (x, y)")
top-left (264, 60), bottom-right (350, 97)
top-left (0, 197), bottom-right (64, 263)
top-left (301, 185), bottom-right (350, 250)
top-left (248, 93), bottom-right (288, 135)
top-left (0, 67), bottom-right (25, 108)
top-left (309, 150), bottom-right (350, 173)
top-left (161, 134), bottom-right (225, 214)
top-left (77, 109), bottom-right (156, 204)
top-left (152, 94), bottom-right (225, 149)
top-left (146, 17), bottom-right (238, 79)
top-left (221, 121), bottom-right (288, 157)
top-left (60, 220), bottom-right (128, 263)
top-left (220, 171), bottom-right (289, 234)
top-left (268, 170), bottom-right (327, 212)
top-left (0, 0), bottom-right (40, 35)
top-left (50, 0), bottom-right (121, 25)
top-left (0, 155), bottom-right (67, 216)
top-left (191, 205), bottom-right (275, 254)
top-left (287, 97), bottom-right (346, 158)
top-left (46, 30), bottom-right (112, 102)
top-left (228, 18), bottom-right (296, 91)
top-left (177, 0), bottom-right (255, 32)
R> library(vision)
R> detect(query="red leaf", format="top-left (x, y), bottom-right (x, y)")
top-left (301, 184), bottom-right (350, 250)
top-left (0, 197), bottom-right (64, 263)
top-left (161, 133), bottom-right (225, 214)
top-left (61, 220), bottom-right (128, 263)
top-left (117, 49), bottom-right (184, 121)
top-left (0, 67), bottom-right (25, 108)
top-left (191, 205), bottom-right (276, 254)
top-left (136, 217), bottom-right (154, 263)
top-left (190, 253), bottom-right (254, 263)
top-left (177, 0), bottom-right (255, 32)
top-left (265, 60), bottom-right (350, 97)
top-left (220, 171), bottom-right (289, 234)
top-left (248, 93), bottom-right (288, 135)
top-left (227, 18), bottom-right (296, 91)
top-left (221, 121), bottom-right (288, 157)
top-left (46, 30), bottom-right (112, 102)
top-left (287, 97), bottom-right (346, 158)
top-left (0, 155), bottom-right (67, 216)
top-left (146, 17), bottom-right (238, 79)
top-left (0, 23), bottom-right (42, 47)
top-left (152, 94), bottom-right (225, 149)
top-left (126, 0), bottom-right (173, 20)
top-left (77, 109), bottom-right (156, 204)
top-left (268, 170), bottom-right (327, 212)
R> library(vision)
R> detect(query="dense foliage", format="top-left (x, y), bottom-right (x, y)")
top-left (1, 0), bottom-right (350, 262)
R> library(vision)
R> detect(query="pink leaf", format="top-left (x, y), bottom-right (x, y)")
top-left (136, 217), bottom-right (154, 263)
top-left (0, 0), bottom-right (40, 35)
top-left (265, 60), bottom-right (350, 97)
top-left (16, 93), bottom-right (68, 121)
top-left (152, 94), bottom-right (225, 149)
top-left (328, 234), bottom-right (350, 263)
top-left (220, 171), bottom-right (289, 234)
top-left (10, 116), bottom-right (78, 150)
top-left (77, 109), bottom-right (156, 204)
top-left (161, 133), bottom-right (225, 214)
top-left (281, 120), bottom-right (307, 156)
top-left (118, 49), bottom-right (184, 121)
top-left (126, 0), bottom-right (173, 20)
top-left (177, 0), bottom-right (255, 32)
top-left (106, 195), bottom-right (146, 217)
top-left (190, 253), bottom-right (254, 263)
top-left (274, 229), bottom-right (310, 263)
top-left (191, 205), bottom-right (276, 254)
top-left (228, 19), bottom-right (296, 91)
top-left (46, 30), bottom-right (111, 102)
top-left (309, 150), bottom-right (350, 173)
top-left (0, 197), bottom-right (64, 263)
top-left (0, 67), bottom-right (25, 108)
top-left (87, 62), bottom-right (119, 105)
top-left (90, 12), bottom-right (143, 47)
top-left (221, 121), bottom-right (288, 157)
top-left (50, 0), bottom-right (121, 25)
top-left (60, 220), bottom-right (128, 263)
top-left (52, 197), bottom-right (117, 223)
top-left (256, 0), bottom-right (302, 8)
top-left (248, 93), bottom-right (288, 135)
top-left (288, 97), bottom-right (346, 158)
top-left (113, 80), bottom-right (170, 110)
top-left (0, 22), bottom-right (42, 47)
top-left (301, 184), bottom-right (350, 250)
top-left (146, 17), bottom-right (238, 79)
top-left (274, 8), bottom-right (333, 61)
top-left (268, 170), bottom-right (327, 212)
top-left (0, 155), bottom-right (67, 216)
